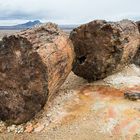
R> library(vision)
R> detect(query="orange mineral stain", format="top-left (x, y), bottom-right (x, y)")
top-left (58, 84), bottom-right (140, 138)
top-left (60, 85), bottom-right (124, 125)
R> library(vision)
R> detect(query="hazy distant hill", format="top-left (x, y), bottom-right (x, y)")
top-left (14, 20), bottom-right (41, 29)
top-left (59, 25), bottom-right (79, 32)
top-left (0, 20), bottom-right (78, 32)
top-left (0, 20), bottom-right (42, 30)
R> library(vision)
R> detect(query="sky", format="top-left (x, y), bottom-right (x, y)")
top-left (0, 0), bottom-right (139, 25)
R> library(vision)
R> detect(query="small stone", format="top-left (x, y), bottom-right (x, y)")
top-left (25, 124), bottom-right (33, 133)
top-left (0, 126), bottom-right (6, 133)
top-left (15, 125), bottom-right (24, 133)
top-left (46, 113), bottom-right (51, 117)
top-left (34, 124), bottom-right (45, 132)
top-left (0, 121), bottom-right (6, 133)
top-left (83, 117), bottom-right (86, 121)
top-left (7, 125), bottom-right (16, 132)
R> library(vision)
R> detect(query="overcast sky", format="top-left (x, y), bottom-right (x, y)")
top-left (0, 0), bottom-right (139, 25)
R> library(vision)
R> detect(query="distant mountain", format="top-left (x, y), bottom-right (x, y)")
top-left (14, 20), bottom-right (41, 28)
top-left (0, 20), bottom-right (42, 30)
top-left (0, 20), bottom-right (78, 31)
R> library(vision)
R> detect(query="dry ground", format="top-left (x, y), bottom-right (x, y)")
top-left (0, 30), bottom-right (19, 39)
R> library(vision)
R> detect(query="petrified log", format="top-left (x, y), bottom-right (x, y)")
top-left (0, 23), bottom-right (74, 124)
top-left (70, 20), bottom-right (139, 81)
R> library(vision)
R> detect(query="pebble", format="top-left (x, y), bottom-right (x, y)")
top-left (25, 124), bottom-right (34, 133)
top-left (15, 126), bottom-right (24, 133)
top-left (83, 117), bottom-right (86, 121)
top-left (34, 124), bottom-right (45, 132)
top-left (0, 121), bottom-right (6, 133)
top-left (46, 113), bottom-right (51, 117)
top-left (7, 125), bottom-right (16, 132)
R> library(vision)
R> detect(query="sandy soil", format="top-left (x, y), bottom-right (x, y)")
top-left (0, 30), bottom-right (140, 140)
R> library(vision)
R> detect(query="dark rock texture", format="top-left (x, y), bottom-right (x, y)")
top-left (70, 20), bottom-right (139, 81)
top-left (124, 91), bottom-right (140, 101)
top-left (136, 21), bottom-right (140, 32)
top-left (132, 21), bottom-right (140, 66)
top-left (0, 23), bottom-right (74, 124)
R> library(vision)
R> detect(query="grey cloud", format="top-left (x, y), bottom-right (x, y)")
top-left (0, 0), bottom-right (139, 24)
top-left (0, 10), bottom-right (49, 20)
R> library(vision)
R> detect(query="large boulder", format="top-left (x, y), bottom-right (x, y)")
top-left (70, 20), bottom-right (139, 81)
top-left (0, 23), bottom-right (74, 124)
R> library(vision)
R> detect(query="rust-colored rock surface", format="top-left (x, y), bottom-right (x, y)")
top-left (70, 20), bottom-right (139, 81)
top-left (0, 23), bottom-right (74, 124)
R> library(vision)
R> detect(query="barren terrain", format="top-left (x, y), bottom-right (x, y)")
top-left (0, 30), bottom-right (19, 39)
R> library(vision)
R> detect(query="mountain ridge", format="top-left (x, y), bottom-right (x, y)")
top-left (0, 20), bottom-right (42, 30)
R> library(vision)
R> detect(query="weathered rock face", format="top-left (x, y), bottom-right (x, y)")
top-left (136, 21), bottom-right (140, 32)
top-left (0, 23), bottom-right (74, 124)
top-left (132, 21), bottom-right (140, 66)
top-left (70, 20), bottom-right (139, 81)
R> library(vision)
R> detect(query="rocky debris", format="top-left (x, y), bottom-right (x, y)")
top-left (124, 91), bottom-right (140, 101)
top-left (34, 123), bottom-right (45, 132)
top-left (0, 22), bottom-right (74, 124)
top-left (0, 121), bottom-right (6, 132)
top-left (14, 125), bottom-right (24, 133)
top-left (7, 125), bottom-right (16, 133)
top-left (7, 124), bottom-right (24, 133)
top-left (103, 64), bottom-right (140, 88)
top-left (25, 123), bottom-right (34, 133)
top-left (70, 19), bottom-right (140, 81)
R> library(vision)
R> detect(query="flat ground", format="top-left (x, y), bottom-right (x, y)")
top-left (0, 30), bottom-right (19, 39)
top-left (0, 30), bottom-right (140, 140)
